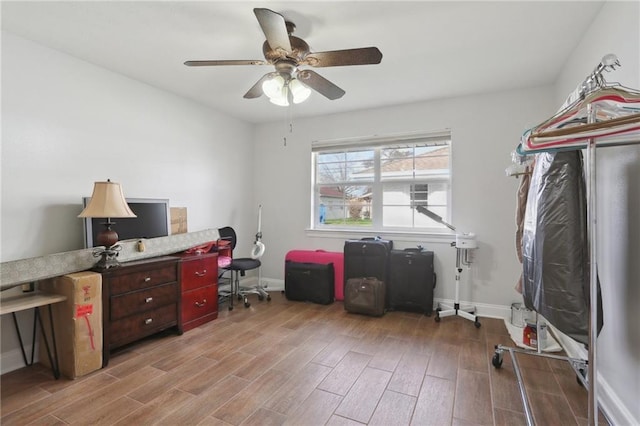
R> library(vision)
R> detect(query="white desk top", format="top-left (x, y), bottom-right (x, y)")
top-left (0, 291), bottom-right (67, 315)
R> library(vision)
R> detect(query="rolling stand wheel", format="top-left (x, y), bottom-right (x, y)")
top-left (577, 367), bottom-right (586, 387)
top-left (492, 351), bottom-right (503, 368)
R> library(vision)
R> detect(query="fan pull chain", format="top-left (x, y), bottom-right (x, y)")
top-left (283, 100), bottom-right (294, 146)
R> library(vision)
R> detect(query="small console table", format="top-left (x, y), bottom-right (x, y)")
top-left (0, 291), bottom-right (67, 379)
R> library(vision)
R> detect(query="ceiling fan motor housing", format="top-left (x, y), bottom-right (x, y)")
top-left (262, 35), bottom-right (309, 63)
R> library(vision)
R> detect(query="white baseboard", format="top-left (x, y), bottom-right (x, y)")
top-left (598, 375), bottom-right (638, 426)
top-left (239, 277), bottom-right (284, 292)
top-left (433, 297), bottom-right (511, 319)
top-left (243, 279), bottom-right (513, 320)
top-left (1, 345), bottom-right (34, 375)
top-left (548, 324), bottom-right (637, 426)
top-left (243, 277), bottom-right (511, 319)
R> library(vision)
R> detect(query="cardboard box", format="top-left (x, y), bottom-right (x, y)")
top-left (171, 207), bottom-right (188, 234)
top-left (39, 271), bottom-right (103, 379)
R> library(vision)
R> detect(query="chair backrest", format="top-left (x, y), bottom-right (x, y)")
top-left (218, 226), bottom-right (237, 251)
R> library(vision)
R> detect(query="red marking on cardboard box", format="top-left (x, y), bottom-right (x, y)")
top-left (76, 304), bottom-right (93, 317)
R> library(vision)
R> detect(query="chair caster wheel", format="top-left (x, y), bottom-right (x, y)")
top-left (258, 295), bottom-right (264, 301)
top-left (492, 352), bottom-right (503, 368)
top-left (434, 313), bottom-right (441, 323)
top-left (244, 302), bottom-right (251, 308)
top-left (267, 295), bottom-right (271, 301)
top-left (474, 320), bottom-right (481, 328)
top-left (228, 306), bottom-right (233, 311)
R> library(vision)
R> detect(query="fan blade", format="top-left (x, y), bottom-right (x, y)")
top-left (184, 60), bottom-right (267, 66)
top-left (243, 73), bottom-right (277, 99)
top-left (302, 47), bottom-right (383, 67)
top-left (254, 8), bottom-right (292, 52)
top-left (297, 70), bottom-right (345, 100)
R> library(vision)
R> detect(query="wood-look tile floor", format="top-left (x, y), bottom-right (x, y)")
top-left (1, 292), bottom-right (604, 425)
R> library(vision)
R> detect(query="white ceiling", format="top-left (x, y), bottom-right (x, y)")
top-left (1, 1), bottom-right (604, 124)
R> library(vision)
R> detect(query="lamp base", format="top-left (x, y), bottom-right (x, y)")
top-left (94, 247), bottom-right (121, 270)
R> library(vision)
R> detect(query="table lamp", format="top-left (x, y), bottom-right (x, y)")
top-left (78, 179), bottom-right (136, 269)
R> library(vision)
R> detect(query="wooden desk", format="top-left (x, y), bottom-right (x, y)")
top-left (0, 291), bottom-right (67, 379)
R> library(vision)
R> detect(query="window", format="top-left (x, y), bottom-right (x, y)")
top-left (312, 131), bottom-right (451, 232)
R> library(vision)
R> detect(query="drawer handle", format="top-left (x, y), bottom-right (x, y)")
top-left (145, 297), bottom-right (153, 303)
top-left (195, 270), bottom-right (207, 277)
top-left (144, 277), bottom-right (151, 282)
top-left (195, 299), bottom-right (207, 308)
top-left (144, 318), bottom-right (153, 325)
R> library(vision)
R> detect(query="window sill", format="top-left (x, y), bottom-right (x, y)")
top-left (305, 228), bottom-right (456, 244)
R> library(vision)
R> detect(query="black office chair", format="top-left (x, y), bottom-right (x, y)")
top-left (217, 226), bottom-right (269, 310)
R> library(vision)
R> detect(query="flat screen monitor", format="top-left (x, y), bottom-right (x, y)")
top-left (82, 197), bottom-right (171, 248)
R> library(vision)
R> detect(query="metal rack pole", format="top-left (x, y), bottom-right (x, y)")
top-left (586, 102), bottom-right (598, 426)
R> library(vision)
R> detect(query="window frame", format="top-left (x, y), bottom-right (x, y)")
top-left (311, 130), bottom-right (453, 234)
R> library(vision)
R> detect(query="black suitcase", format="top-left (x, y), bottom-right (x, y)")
top-left (344, 277), bottom-right (386, 316)
top-left (285, 260), bottom-right (335, 305)
top-left (389, 249), bottom-right (436, 315)
top-left (343, 237), bottom-right (393, 283)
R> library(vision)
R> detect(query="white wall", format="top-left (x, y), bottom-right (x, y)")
top-left (253, 86), bottom-right (555, 310)
top-left (0, 32), bottom-right (257, 371)
top-left (2, 3), bottom-right (637, 420)
top-left (554, 2), bottom-right (640, 424)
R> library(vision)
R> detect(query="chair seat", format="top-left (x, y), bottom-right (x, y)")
top-left (229, 257), bottom-right (261, 271)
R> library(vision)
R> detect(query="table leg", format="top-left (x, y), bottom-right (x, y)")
top-left (36, 306), bottom-right (61, 379)
top-left (11, 312), bottom-right (30, 366)
top-left (10, 307), bottom-right (61, 379)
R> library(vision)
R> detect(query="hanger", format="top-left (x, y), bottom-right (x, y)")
top-left (505, 163), bottom-right (532, 178)
top-left (505, 150), bottom-right (533, 178)
top-left (520, 55), bottom-right (640, 153)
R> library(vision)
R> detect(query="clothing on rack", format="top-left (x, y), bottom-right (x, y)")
top-left (514, 161), bottom-right (534, 294)
top-left (521, 150), bottom-right (603, 344)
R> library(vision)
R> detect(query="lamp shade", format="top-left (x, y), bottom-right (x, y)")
top-left (78, 180), bottom-right (136, 218)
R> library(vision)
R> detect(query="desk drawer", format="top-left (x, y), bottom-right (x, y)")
top-left (109, 303), bottom-right (177, 348)
top-left (110, 282), bottom-right (178, 321)
top-left (110, 265), bottom-right (177, 295)
top-left (182, 285), bottom-right (217, 323)
top-left (181, 256), bottom-right (217, 292)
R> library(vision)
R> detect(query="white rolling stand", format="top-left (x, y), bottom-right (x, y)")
top-left (434, 233), bottom-right (480, 328)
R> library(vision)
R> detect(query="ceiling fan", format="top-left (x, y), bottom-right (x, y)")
top-left (184, 8), bottom-right (383, 104)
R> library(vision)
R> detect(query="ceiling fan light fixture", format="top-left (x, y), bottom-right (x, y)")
top-left (262, 74), bottom-right (310, 107)
top-left (262, 74), bottom-right (285, 99)
top-left (290, 78), bottom-right (311, 104)
top-left (269, 95), bottom-right (290, 107)
top-left (263, 74), bottom-right (290, 106)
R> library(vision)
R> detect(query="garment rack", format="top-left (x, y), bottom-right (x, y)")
top-left (494, 54), bottom-right (640, 426)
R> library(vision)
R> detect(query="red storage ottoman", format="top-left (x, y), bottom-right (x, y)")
top-left (285, 250), bottom-right (345, 300)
